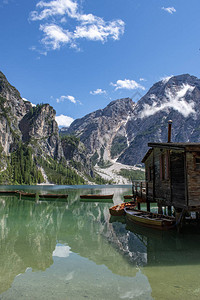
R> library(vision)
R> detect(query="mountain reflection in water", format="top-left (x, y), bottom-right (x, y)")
top-left (0, 186), bottom-right (200, 299)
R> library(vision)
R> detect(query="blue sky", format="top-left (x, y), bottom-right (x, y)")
top-left (1, 0), bottom-right (200, 127)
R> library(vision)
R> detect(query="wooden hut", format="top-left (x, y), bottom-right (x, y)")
top-left (142, 142), bottom-right (200, 213)
top-left (132, 121), bottom-right (200, 229)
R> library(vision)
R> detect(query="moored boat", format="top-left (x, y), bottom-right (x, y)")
top-left (20, 192), bottom-right (36, 198)
top-left (39, 194), bottom-right (68, 199)
top-left (124, 207), bottom-right (176, 230)
top-left (123, 195), bottom-right (134, 200)
top-left (0, 190), bottom-right (19, 195)
top-left (80, 194), bottom-right (114, 199)
top-left (109, 202), bottom-right (136, 217)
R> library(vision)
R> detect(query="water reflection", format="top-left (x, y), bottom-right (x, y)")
top-left (0, 189), bottom-right (135, 294)
top-left (1, 186), bottom-right (200, 299)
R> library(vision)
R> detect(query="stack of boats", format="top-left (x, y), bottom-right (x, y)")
top-left (109, 201), bottom-right (136, 216)
top-left (109, 201), bottom-right (176, 230)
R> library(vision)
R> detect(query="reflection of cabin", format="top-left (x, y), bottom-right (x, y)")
top-left (142, 142), bottom-right (200, 212)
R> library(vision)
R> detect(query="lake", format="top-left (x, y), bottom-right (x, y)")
top-left (0, 185), bottom-right (200, 300)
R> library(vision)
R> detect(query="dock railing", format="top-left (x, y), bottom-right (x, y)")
top-left (132, 181), bottom-right (147, 203)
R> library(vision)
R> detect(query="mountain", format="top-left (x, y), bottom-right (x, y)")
top-left (1, 71), bottom-right (200, 185)
top-left (0, 72), bottom-right (92, 185)
top-left (67, 74), bottom-right (200, 168)
top-left (67, 98), bottom-right (135, 167)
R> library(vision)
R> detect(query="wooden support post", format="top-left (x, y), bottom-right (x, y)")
top-left (135, 183), bottom-right (138, 198)
top-left (164, 206), bottom-right (167, 215)
top-left (132, 182), bottom-right (136, 201)
top-left (146, 182), bottom-right (150, 211)
top-left (19, 192), bottom-right (21, 200)
top-left (158, 204), bottom-right (163, 214)
top-left (132, 181), bottom-right (134, 195)
top-left (168, 206), bottom-right (172, 216)
top-left (196, 212), bottom-right (200, 225)
top-left (137, 201), bottom-right (141, 210)
top-left (146, 201), bottom-right (150, 212)
top-left (175, 208), bottom-right (186, 233)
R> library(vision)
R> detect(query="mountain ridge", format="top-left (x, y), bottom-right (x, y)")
top-left (66, 73), bottom-right (200, 167)
top-left (1, 71), bottom-right (200, 184)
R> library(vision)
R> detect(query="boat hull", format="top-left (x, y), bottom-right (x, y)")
top-left (123, 195), bottom-right (134, 200)
top-left (20, 193), bottom-right (36, 198)
top-left (109, 202), bottom-right (136, 217)
top-left (0, 191), bottom-right (19, 195)
top-left (124, 208), bottom-right (175, 230)
top-left (39, 194), bottom-right (68, 199)
top-left (80, 194), bottom-right (113, 200)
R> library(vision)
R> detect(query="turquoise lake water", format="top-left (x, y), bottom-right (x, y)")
top-left (0, 185), bottom-right (200, 300)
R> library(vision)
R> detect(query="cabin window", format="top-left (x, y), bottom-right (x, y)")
top-left (160, 152), bottom-right (169, 180)
top-left (166, 151), bottom-right (170, 180)
top-left (160, 154), bottom-right (165, 180)
top-left (148, 166), bottom-right (154, 181)
top-left (195, 157), bottom-right (200, 170)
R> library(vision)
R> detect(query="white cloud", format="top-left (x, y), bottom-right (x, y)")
top-left (52, 245), bottom-right (72, 257)
top-left (111, 79), bottom-right (145, 91)
top-left (55, 114), bottom-right (74, 127)
top-left (140, 84), bottom-right (195, 119)
top-left (90, 88), bottom-right (106, 95)
top-left (162, 7), bottom-right (176, 14)
top-left (40, 24), bottom-right (72, 50)
top-left (30, 0), bottom-right (125, 51)
top-left (139, 78), bottom-right (146, 82)
top-left (30, 0), bottom-right (78, 21)
top-left (56, 95), bottom-right (77, 103)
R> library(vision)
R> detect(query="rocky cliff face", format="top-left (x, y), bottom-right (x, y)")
top-left (67, 98), bottom-right (135, 164)
top-left (118, 74), bottom-right (200, 165)
top-left (19, 104), bottom-right (63, 159)
top-left (2, 70), bottom-right (200, 184)
top-left (0, 72), bottom-right (31, 155)
top-left (67, 74), bottom-right (200, 166)
top-left (0, 72), bottom-right (62, 159)
top-left (0, 71), bottom-right (92, 184)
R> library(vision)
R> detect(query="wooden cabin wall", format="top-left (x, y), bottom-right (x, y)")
top-left (186, 151), bottom-right (200, 207)
top-left (153, 148), bottom-right (171, 205)
top-left (145, 148), bottom-right (171, 204)
top-left (170, 150), bottom-right (186, 208)
top-left (145, 155), bottom-right (154, 200)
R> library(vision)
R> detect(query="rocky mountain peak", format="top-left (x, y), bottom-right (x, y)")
top-left (133, 74), bottom-right (200, 121)
top-left (66, 74), bottom-right (200, 168)
top-left (0, 71), bottom-right (62, 160)
top-left (0, 72), bottom-right (32, 120)
top-left (0, 71), bottom-right (21, 101)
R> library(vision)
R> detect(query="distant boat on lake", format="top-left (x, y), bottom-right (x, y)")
top-left (80, 194), bottom-right (114, 200)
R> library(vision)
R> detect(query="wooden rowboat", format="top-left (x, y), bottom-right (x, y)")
top-left (123, 195), bottom-right (134, 200)
top-left (39, 194), bottom-right (68, 199)
top-left (109, 202), bottom-right (136, 217)
top-left (0, 190), bottom-right (19, 195)
top-left (124, 207), bottom-right (176, 230)
top-left (80, 194), bottom-right (113, 200)
top-left (20, 192), bottom-right (36, 198)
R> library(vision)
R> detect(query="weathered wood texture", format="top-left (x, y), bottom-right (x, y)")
top-left (144, 143), bottom-right (200, 210)
top-left (154, 148), bottom-right (171, 204)
top-left (170, 150), bottom-right (186, 207)
top-left (186, 151), bottom-right (200, 206)
top-left (145, 148), bottom-right (171, 204)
